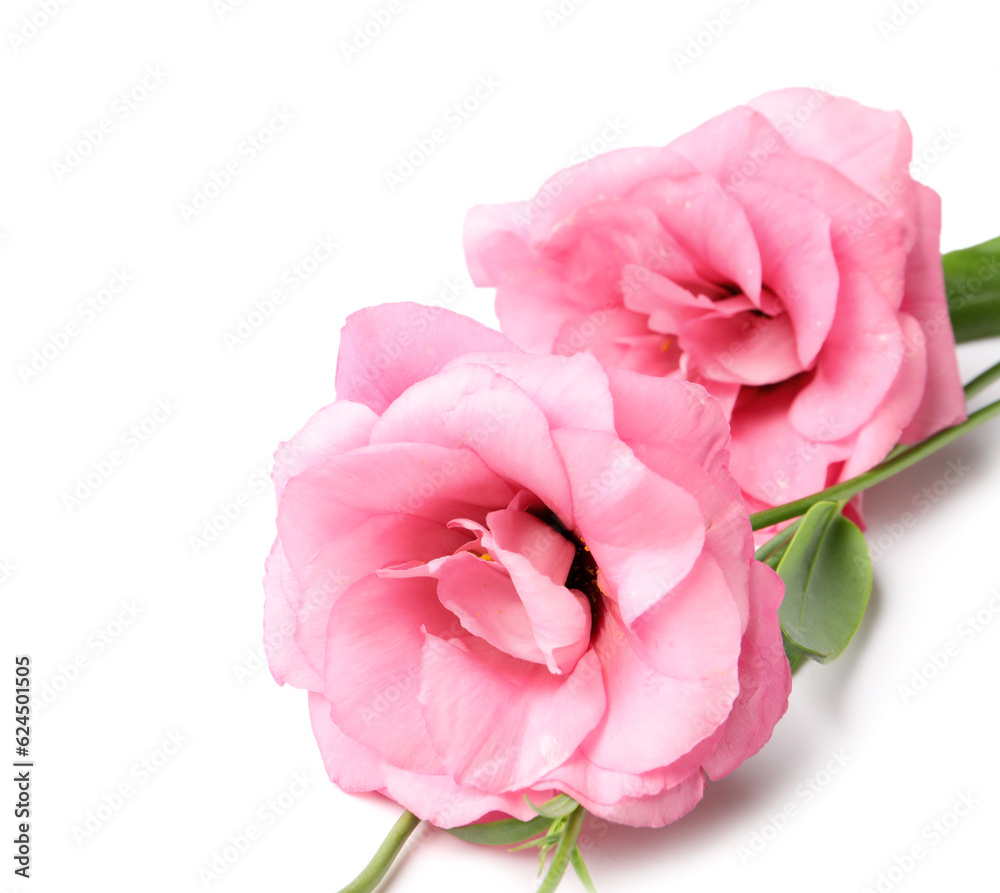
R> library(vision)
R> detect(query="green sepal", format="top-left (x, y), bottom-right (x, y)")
top-left (445, 814), bottom-right (551, 847)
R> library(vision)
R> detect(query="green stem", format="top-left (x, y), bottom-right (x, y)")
top-left (964, 358), bottom-right (1000, 401)
top-left (339, 810), bottom-right (421, 893)
top-left (538, 807), bottom-right (586, 893)
top-left (750, 396), bottom-right (1000, 531)
top-left (754, 517), bottom-right (802, 561)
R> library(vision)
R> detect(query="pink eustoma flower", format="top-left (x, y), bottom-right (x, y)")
top-left (264, 302), bottom-right (790, 828)
top-left (464, 89), bottom-right (967, 517)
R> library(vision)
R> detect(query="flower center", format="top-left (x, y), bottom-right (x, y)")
top-left (532, 507), bottom-right (604, 630)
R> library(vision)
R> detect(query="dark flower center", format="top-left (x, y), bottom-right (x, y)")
top-left (533, 507), bottom-right (604, 627)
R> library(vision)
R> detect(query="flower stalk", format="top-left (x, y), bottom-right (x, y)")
top-left (338, 810), bottom-right (421, 893)
top-left (750, 395), bottom-right (1000, 531)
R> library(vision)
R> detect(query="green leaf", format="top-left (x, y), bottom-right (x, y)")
top-left (525, 793), bottom-right (579, 819)
top-left (776, 501), bottom-right (872, 664)
top-left (446, 814), bottom-right (551, 847)
top-left (782, 632), bottom-right (806, 674)
top-left (571, 846), bottom-right (599, 893)
top-left (943, 236), bottom-right (1000, 342)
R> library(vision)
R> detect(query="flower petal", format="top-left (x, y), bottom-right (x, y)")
top-left (682, 310), bottom-right (803, 386)
top-left (441, 350), bottom-right (617, 434)
top-left (579, 558), bottom-right (741, 776)
top-left (729, 380), bottom-right (853, 505)
top-left (839, 312), bottom-right (928, 481)
top-left (335, 302), bottom-right (516, 414)
top-left (368, 363), bottom-right (574, 522)
top-left (790, 266), bottom-right (903, 441)
top-left (587, 773), bottom-right (705, 828)
top-left (433, 552), bottom-right (553, 667)
top-left (419, 633), bottom-right (606, 793)
top-left (551, 427), bottom-right (705, 625)
top-left (899, 185), bottom-right (967, 441)
top-left (702, 561), bottom-right (790, 779)
top-left (748, 88), bottom-right (915, 245)
top-left (272, 400), bottom-right (378, 500)
top-left (324, 575), bottom-right (458, 774)
top-left (553, 306), bottom-right (678, 376)
top-left (733, 178), bottom-right (838, 367)
top-left (630, 173), bottom-right (762, 303)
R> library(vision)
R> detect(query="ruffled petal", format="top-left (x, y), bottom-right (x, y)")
top-left (790, 266), bottom-right (903, 441)
top-left (702, 561), bottom-right (790, 779)
top-left (579, 564), bottom-right (741, 776)
top-left (419, 634), bottom-right (606, 794)
top-left (369, 363), bottom-right (574, 522)
top-left (748, 88), bottom-right (916, 246)
top-left (323, 575), bottom-right (457, 774)
top-left (729, 381), bottom-right (853, 505)
top-left (899, 185), bottom-right (967, 441)
top-left (335, 302), bottom-right (516, 414)
top-left (551, 427), bottom-right (705, 625)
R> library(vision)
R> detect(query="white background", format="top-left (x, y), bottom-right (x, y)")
top-left (2, 1), bottom-right (999, 891)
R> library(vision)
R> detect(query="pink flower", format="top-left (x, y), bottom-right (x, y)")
top-left (264, 302), bottom-right (790, 828)
top-left (464, 89), bottom-right (967, 515)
